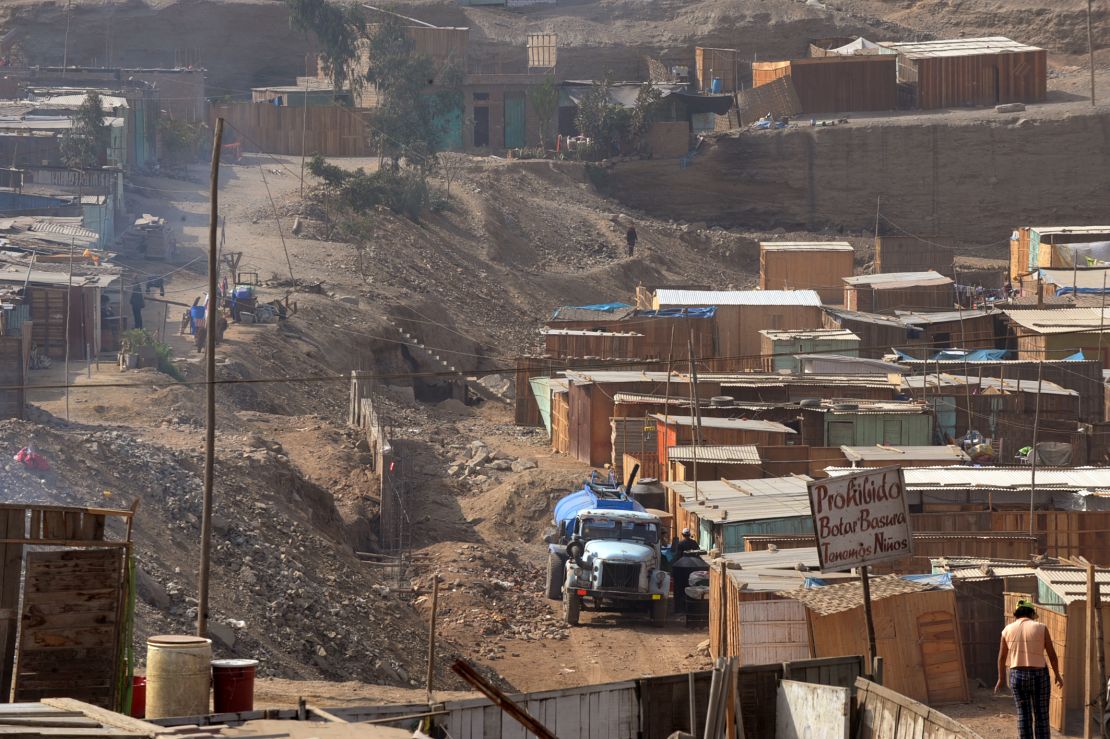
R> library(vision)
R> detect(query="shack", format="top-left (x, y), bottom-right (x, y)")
top-left (665, 445), bottom-right (762, 482)
top-left (0, 267), bottom-right (120, 361)
top-left (789, 574), bottom-right (969, 705)
top-left (843, 271), bottom-right (955, 313)
top-left (879, 37), bottom-right (1047, 109)
top-left (798, 400), bottom-right (933, 448)
top-left (543, 306), bottom-right (716, 361)
top-left (695, 47), bottom-right (742, 93)
top-left (823, 307), bottom-right (926, 359)
top-left (751, 56), bottom-right (897, 113)
top-left (758, 242), bottom-right (854, 304)
top-left (874, 235), bottom-right (954, 277)
top-left (891, 309), bottom-right (999, 354)
top-left (650, 289), bottom-right (824, 369)
top-left (708, 547), bottom-right (830, 663)
top-left (1009, 226), bottom-right (1110, 283)
top-left (1003, 308), bottom-right (1110, 366)
top-left (759, 329), bottom-right (860, 373)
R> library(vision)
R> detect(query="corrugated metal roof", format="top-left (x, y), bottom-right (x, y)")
top-left (783, 575), bottom-right (943, 616)
top-left (666, 476), bottom-right (813, 500)
top-left (824, 307), bottom-right (913, 327)
top-left (649, 414), bottom-right (796, 434)
top-left (805, 401), bottom-right (929, 415)
top-left (1035, 567), bottom-right (1110, 604)
top-left (760, 241), bottom-right (854, 252)
top-left (563, 370), bottom-right (675, 385)
top-left (1003, 308), bottom-right (1110, 334)
top-left (881, 37), bottom-right (1043, 58)
top-left (721, 546), bottom-right (822, 570)
top-left (666, 445), bottom-right (760, 463)
top-left (1041, 269), bottom-right (1110, 291)
top-left (826, 466), bottom-right (1110, 491)
top-left (841, 445), bottom-right (970, 462)
top-left (542, 328), bottom-right (644, 337)
top-left (682, 491), bottom-right (814, 524)
top-left (759, 328), bottom-right (859, 341)
top-left (654, 289), bottom-right (823, 307)
top-left (793, 355), bottom-right (906, 373)
top-left (843, 271), bottom-right (952, 289)
top-left (900, 373), bottom-right (1078, 396)
top-left (1030, 226), bottom-right (1110, 237)
top-left (894, 309), bottom-right (995, 325)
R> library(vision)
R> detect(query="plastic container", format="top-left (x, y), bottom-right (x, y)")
top-left (145, 635), bottom-right (212, 719)
top-left (711, 77), bottom-right (722, 94)
top-left (212, 659), bottom-right (259, 713)
top-left (130, 676), bottom-right (146, 718)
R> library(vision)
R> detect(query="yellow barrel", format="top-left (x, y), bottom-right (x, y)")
top-left (145, 635), bottom-right (212, 718)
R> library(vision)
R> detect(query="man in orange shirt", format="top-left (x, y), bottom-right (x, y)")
top-left (996, 600), bottom-right (1063, 739)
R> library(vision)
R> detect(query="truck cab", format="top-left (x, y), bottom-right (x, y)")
top-left (547, 508), bottom-right (670, 627)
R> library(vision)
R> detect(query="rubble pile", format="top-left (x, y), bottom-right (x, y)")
top-left (419, 543), bottom-right (568, 662)
top-left (0, 418), bottom-right (469, 688)
top-left (447, 440), bottom-right (538, 488)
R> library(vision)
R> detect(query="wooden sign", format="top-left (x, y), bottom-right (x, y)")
top-left (808, 466), bottom-right (912, 573)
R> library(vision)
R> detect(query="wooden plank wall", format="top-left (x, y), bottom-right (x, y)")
top-left (875, 235), bottom-right (954, 276)
top-left (786, 56), bottom-right (898, 114)
top-left (1003, 592), bottom-right (1070, 731)
top-left (0, 509), bottom-right (23, 700)
top-left (760, 249), bottom-right (854, 304)
top-left (611, 418), bottom-right (656, 477)
top-left (808, 588), bottom-right (968, 705)
top-left (0, 336), bottom-right (24, 420)
top-left (14, 549), bottom-right (124, 707)
top-left (914, 49), bottom-right (1047, 110)
top-left (855, 677), bottom-right (985, 739)
top-left (739, 599), bottom-right (811, 665)
top-left (210, 103), bottom-right (369, 157)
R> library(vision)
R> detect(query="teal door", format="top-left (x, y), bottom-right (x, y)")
top-left (504, 92), bottom-right (526, 149)
top-left (930, 396), bottom-right (957, 443)
top-left (434, 105), bottom-right (463, 151)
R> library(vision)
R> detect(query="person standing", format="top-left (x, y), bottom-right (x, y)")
top-left (129, 283), bottom-right (145, 331)
top-left (996, 599), bottom-right (1063, 739)
top-left (625, 224), bottom-right (637, 257)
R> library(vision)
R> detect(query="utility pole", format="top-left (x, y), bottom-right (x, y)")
top-left (197, 118), bottom-right (224, 639)
top-left (1089, 0), bottom-right (1097, 107)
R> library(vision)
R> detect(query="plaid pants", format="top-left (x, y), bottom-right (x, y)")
top-left (1010, 667), bottom-right (1051, 739)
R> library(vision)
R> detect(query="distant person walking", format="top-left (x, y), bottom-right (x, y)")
top-left (129, 284), bottom-right (145, 331)
top-left (996, 599), bottom-right (1062, 739)
top-left (625, 224), bottom-right (637, 257)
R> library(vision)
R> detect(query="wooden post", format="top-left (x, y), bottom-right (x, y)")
top-left (688, 670), bottom-right (698, 737)
top-left (450, 659), bottom-right (556, 739)
top-left (1088, 562), bottom-right (1097, 739)
top-left (426, 575), bottom-right (439, 704)
top-left (860, 565), bottom-right (879, 676)
top-left (197, 117), bottom-right (224, 639)
top-left (688, 339), bottom-right (704, 501)
top-left (1029, 359), bottom-right (1044, 538)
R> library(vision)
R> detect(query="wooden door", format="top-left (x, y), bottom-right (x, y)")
top-left (917, 609), bottom-right (968, 704)
top-left (13, 548), bottom-right (124, 707)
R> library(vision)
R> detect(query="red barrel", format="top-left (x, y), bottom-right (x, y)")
top-left (212, 659), bottom-right (258, 713)
top-left (130, 676), bottom-right (147, 718)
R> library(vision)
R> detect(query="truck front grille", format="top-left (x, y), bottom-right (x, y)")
top-left (600, 563), bottom-right (640, 590)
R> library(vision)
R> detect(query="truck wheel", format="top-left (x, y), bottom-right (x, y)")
top-left (650, 598), bottom-right (667, 627)
top-left (545, 553), bottom-right (564, 601)
top-left (564, 590), bottom-right (581, 626)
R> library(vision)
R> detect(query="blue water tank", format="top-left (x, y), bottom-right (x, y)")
top-left (710, 77), bottom-right (722, 94)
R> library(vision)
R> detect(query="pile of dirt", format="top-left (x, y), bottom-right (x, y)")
top-left (0, 417), bottom-right (473, 689)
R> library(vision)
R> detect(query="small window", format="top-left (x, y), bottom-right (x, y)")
top-left (473, 92), bottom-right (490, 101)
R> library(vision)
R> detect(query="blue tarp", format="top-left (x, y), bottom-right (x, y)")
top-left (1064, 350), bottom-right (1086, 360)
top-left (1056, 287), bottom-right (1110, 296)
top-left (898, 349), bottom-right (1010, 362)
top-left (550, 302), bottom-right (632, 320)
top-left (636, 307), bottom-right (717, 319)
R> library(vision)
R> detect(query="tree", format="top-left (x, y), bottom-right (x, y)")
top-left (60, 92), bottom-right (109, 169)
top-left (627, 82), bottom-right (662, 155)
top-left (364, 16), bottom-right (462, 170)
top-left (574, 78), bottom-right (628, 158)
top-left (527, 74), bottom-right (559, 152)
top-left (437, 151), bottom-right (467, 195)
top-left (285, 0), bottom-right (365, 93)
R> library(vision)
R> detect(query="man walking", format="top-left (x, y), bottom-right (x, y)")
top-left (996, 599), bottom-right (1063, 739)
top-left (625, 223), bottom-right (637, 257)
top-left (129, 283), bottom-right (145, 331)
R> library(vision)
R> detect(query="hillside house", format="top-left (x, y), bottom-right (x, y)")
top-left (843, 271), bottom-right (955, 313)
top-left (759, 241), bottom-right (854, 304)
